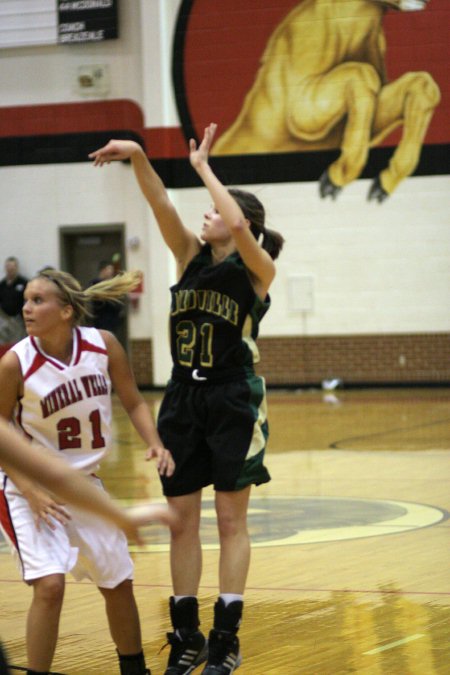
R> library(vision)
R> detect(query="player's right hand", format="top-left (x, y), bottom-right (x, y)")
top-left (89, 139), bottom-right (142, 165)
top-left (22, 485), bottom-right (71, 531)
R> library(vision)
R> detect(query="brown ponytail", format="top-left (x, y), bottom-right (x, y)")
top-left (228, 188), bottom-right (284, 260)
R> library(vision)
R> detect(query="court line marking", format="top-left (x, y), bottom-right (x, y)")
top-left (1, 577), bottom-right (449, 598)
top-left (1, 496), bottom-right (446, 553)
top-left (330, 416), bottom-right (450, 449)
top-left (363, 633), bottom-right (425, 655)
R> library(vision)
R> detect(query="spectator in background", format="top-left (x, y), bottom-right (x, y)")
top-left (89, 260), bottom-right (125, 334)
top-left (0, 256), bottom-right (28, 344)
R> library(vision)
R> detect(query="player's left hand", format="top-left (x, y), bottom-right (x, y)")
top-left (189, 122), bottom-right (218, 170)
top-left (145, 445), bottom-right (175, 477)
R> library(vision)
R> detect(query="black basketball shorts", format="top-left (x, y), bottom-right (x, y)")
top-left (157, 375), bottom-right (271, 496)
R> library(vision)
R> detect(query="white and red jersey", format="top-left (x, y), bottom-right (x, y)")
top-left (0, 327), bottom-right (133, 586)
top-left (9, 326), bottom-right (112, 474)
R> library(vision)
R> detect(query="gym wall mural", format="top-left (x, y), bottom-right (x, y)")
top-left (173, 0), bottom-right (448, 199)
top-left (0, 0), bottom-right (448, 199)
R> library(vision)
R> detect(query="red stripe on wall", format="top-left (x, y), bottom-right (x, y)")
top-left (0, 100), bottom-right (187, 158)
top-left (0, 100), bottom-right (144, 138)
top-left (142, 127), bottom-right (187, 158)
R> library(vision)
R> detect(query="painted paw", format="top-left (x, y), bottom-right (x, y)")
top-left (319, 170), bottom-right (342, 200)
top-left (367, 176), bottom-right (389, 203)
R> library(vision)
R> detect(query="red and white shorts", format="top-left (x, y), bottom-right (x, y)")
top-left (0, 475), bottom-right (133, 588)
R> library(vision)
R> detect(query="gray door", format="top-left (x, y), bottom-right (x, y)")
top-left (59, 225), bottom-right (128, 350)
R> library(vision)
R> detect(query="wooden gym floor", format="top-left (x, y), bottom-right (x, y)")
top-left (1, 387), bottom-right (449, 674)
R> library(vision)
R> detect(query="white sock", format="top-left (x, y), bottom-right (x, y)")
top-left (173, 595), bottom-right (196, 603)
top-left (220, 593), bottom-right (243, 606)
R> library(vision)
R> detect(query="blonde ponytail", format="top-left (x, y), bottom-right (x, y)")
top-left (85, 270), bottom-right (142, 303)
top-left (37, 268), bottom-right (142, 325)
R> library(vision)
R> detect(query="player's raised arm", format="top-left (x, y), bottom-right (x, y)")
top-left (89, 139), bottom-right (200, 272)
top-left (189, 123), bottom-right (279, 297)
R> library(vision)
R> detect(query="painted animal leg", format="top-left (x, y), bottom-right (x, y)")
top-left (299, 62), bottom-right (382, 199)
top-left (368, 71), bottom-right (440, 201)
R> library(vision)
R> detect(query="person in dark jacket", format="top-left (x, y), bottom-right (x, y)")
top-left (89, 260), bottom-right (125, 333)
top-left (0, 256), bottom-right (28, 344)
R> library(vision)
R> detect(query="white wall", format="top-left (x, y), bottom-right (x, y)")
top-left (0, 159), bottom-right (176, 383)
top-left (0, 0), bottom-right (144, 106)
top-left (1, 0), bottom-right (449, 385)
top-left (175, 175), bottom-right (450, 337)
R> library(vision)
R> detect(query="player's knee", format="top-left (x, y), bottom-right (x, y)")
top-left (33, 575), bottom-right (65, 606)
top-left (217, 512), bottom-right (244, 539)
top-left (169, 508), bottom-right (199, 539)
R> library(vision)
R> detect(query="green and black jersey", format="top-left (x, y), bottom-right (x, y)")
top-left (169, 244), bottom-right (270, 384)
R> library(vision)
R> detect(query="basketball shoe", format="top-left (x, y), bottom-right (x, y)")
top-left (201, 629), bottom-right (242, 674)
top-left (163, 596), bottom-right (207, 674)
top-left (163, 628), bottom-right (208, 674)
top-left (201, 598), bottom-right (243, 673)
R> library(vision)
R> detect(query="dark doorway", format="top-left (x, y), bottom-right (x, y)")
top-left (60, 224), bottom-right (128, 350)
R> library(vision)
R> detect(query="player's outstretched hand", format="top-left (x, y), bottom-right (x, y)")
top-left (189, 122), bottom-right (217, 171)
top-left (145, 445), bottom-right (175, 477)
top-left (123, 503), bottom-right (179, 544)
top-left (89, 139), bottom-right (142, 166)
